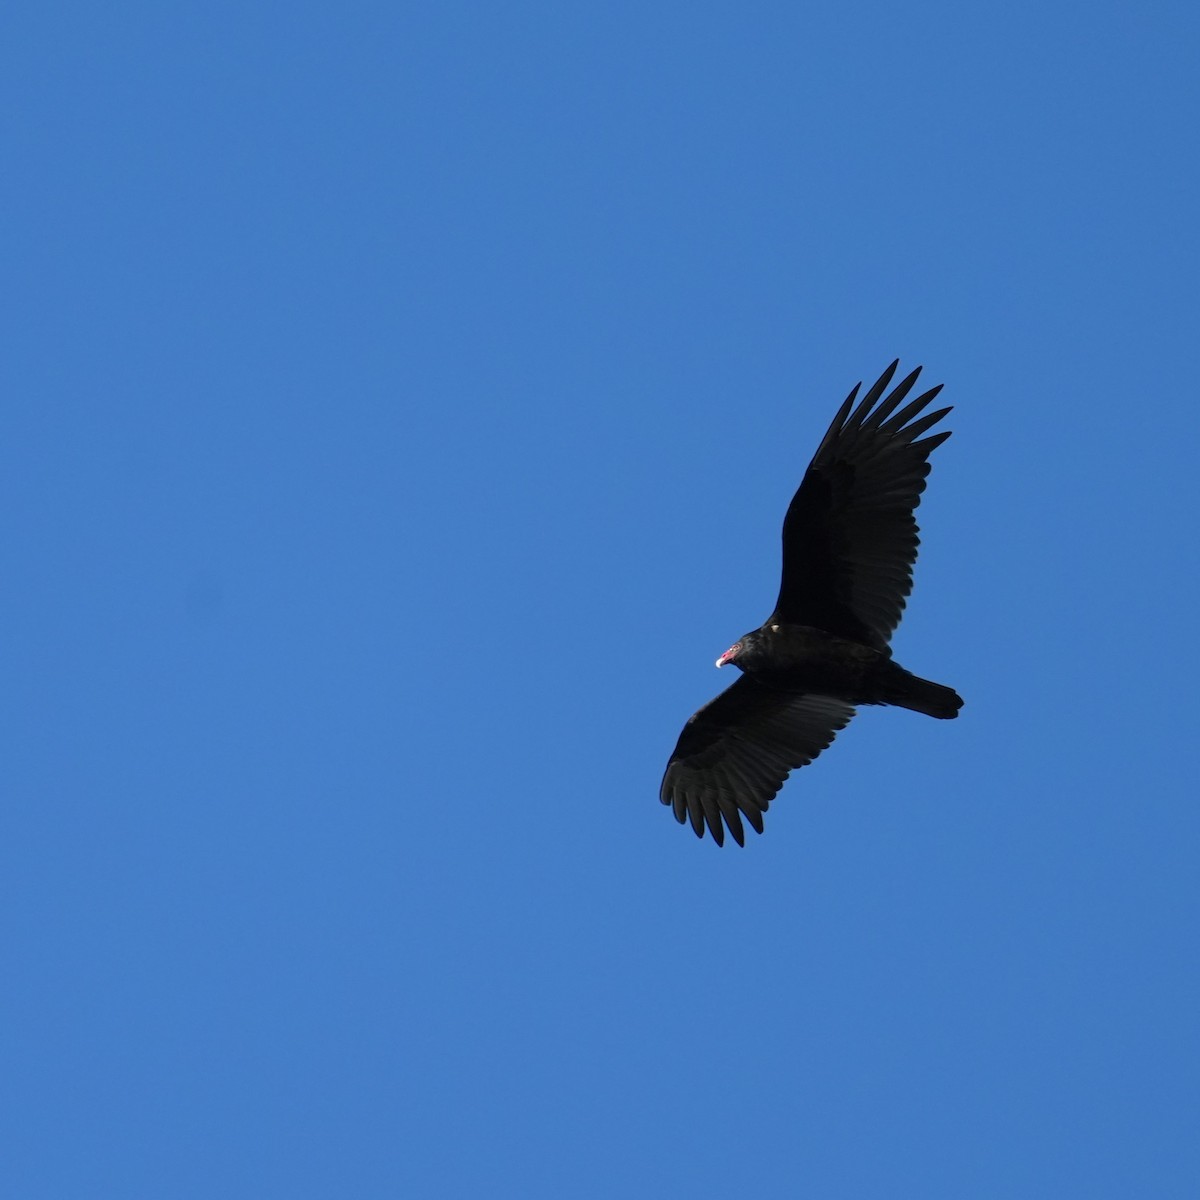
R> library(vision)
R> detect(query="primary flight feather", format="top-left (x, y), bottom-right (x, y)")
top-left (660, 360), bottom-right (963, 847)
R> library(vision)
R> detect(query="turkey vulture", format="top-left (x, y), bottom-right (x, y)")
top-left (660, 360), bottom-right (963, 846)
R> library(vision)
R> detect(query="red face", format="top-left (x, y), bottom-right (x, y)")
top-left (715, 642), bottom-right (741, 668)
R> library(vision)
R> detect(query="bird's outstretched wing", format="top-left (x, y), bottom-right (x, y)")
top-left (660, 676), bottom-right (855, 846)
top-left (770, 361), bottom-right (951, 652)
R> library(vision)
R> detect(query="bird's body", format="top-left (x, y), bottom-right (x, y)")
top-left (718, 623), bottom-right (961, 717)
top-left (722, 623), bottom-right (881, 695)
top-left (661, 361), bottom-right (963, 847)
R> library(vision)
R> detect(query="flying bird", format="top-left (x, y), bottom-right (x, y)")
top-left (660, 360), bottom-right (963, 846)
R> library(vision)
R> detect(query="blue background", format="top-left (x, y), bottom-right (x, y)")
top-left (4, 2), bottom-right (1198, 1195)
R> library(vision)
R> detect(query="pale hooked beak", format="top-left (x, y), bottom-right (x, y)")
top-left (715, 646), bottom-right (738, 668)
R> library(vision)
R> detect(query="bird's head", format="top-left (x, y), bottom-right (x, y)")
top-left (715, 629), bottom-right (766, 670)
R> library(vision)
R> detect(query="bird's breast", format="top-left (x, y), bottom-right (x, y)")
top-left (746, 623), bottom-right (884, 695)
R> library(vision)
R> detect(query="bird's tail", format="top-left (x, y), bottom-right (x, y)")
top-left (883, 666), bottom-right (963, 719)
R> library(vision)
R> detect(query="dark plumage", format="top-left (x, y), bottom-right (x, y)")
top-left (660, 360), bottom-right (963, 846)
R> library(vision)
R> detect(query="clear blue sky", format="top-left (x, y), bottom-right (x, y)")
top-left (4, 2), bottom-right (1198, 1196)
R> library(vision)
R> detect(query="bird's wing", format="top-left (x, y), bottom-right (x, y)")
top-left (770, 360), bottom-right (952, 651)
top-left (660, 676), bottom-right (855, 846)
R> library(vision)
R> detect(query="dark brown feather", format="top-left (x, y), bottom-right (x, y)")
top-left (770, 361), bottom-right (952, 652)
top-left (660, 677), bottom-right (855, 846)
